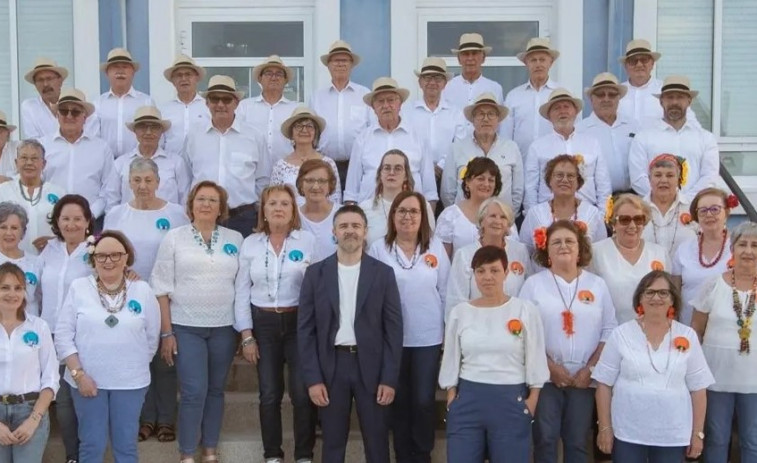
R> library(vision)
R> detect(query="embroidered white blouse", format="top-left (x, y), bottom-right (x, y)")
top-left (38, 240), bottom-right (91, 330)
top-left (0, 314), bottom-right (59, 396)
top-left (641, 193), bottom-right (698, 261)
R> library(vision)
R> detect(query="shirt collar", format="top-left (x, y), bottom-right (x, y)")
top-left (128, 147), bottom-right (167, 159)
top-left (525, 77), bottom-right (557, 91)
top-left (329, 81), bottom-right (357, 92)
top-left (412, 98), bottom-right (452, 112)
top-left (252, 94), bottom-right (291, 106)
top-left (107, 87), bottom-right (138, 98)
top-left (644, 192), bottom-right (686, 213)
top-left (254, 229), bottom-right (302, 242)
top-left (372, 117), bottom-right (410, 134)
top-left (586, 112), bottom-right (631, 128)
top-left (550, 128), bottom-right (576, 141)
top-left (206, 117), bottom-right (242, 134)
top-left (659, 118), bottom-right (697, 132)
top-left (172, 93), bottom-right (204, 104)
top-left (53, 130), bottom-right (89, 143)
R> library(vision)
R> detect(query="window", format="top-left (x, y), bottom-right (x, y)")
top-left (720, 0), bottom-right (757, 137)
top-left (0, 1), bottom-right (10, 113)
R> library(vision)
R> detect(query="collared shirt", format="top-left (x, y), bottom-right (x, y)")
top-left (619, 78), bottom-right (699, 129)
top-left (41, 131), bottom-right (115, 218)
top-left (443, 74), bottom-right (504, 109)
top-left (344, 119), bottom-right (437, 203)
top-left (334, 260), bottom-right (360, 346)
top-left (402, 98), bottom-right (466, 167)
top-left (182, 118), bottom-right (270, 208)
top-left (20, 96), bottom-right (99, 141)
top-left (440, 134), bottom-right (523, 209)
top-left (237, 94), bottom-right (298, 164)
top-left (0, 314), bottom-right (59, 396)
top-left (310, 81), bottom-right (372, 162)
top-left (159, 94), bottom-right (211, 154)
top-left (628, 119), bottom-right (719, 201)
top-left (519, 200), bottom-right (607, 253)
top-left (0, 141), bottom-right (18, 177)
top-left (0, 176), bottom-right (66, 255)
top-left (576, 112), bottom-right (637, 192)
top-left (501, 78), bottom-right (561, 157)
top-left (641, 193), bottom-right (698, 261)
top-left (38, 240), bottom-right (91, 330)
top-left (234, 229), bottom-right (317, 330)
top-left (105, 147), bottom-right (192, 211)
top-left (524, 129), bottom-right (612, 214)
top-left (94, 87), bottom-right (154, 158)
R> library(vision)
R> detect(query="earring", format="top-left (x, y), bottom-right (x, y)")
top-left (636, 305), bottom-right (645, 316)
top-left (727, 257), bottom-right (735, 269)
top-left (547, 257), bottom-right (552, 267)
top-left (667, 306), bottom-right (675, 320)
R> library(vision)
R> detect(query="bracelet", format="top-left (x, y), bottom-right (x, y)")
top-left (599, 425), bottom-right (613, 433)
top-left (30, 411), bottom-right (42, 422)
top-left (160, 331), bottom-right (175, 339)
top-left (241, 336), bottom-right (256, 347)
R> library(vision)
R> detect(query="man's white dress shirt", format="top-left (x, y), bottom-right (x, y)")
top-left (310, 81), bottom-right (372, 162)
top-left (501, 78), bottom-right (561, 158)
top-left (237, 95), bottom-right (298, 164)
top-left (94, 87), bottom-right (154, 158)
top-left (159, 94), bottom-right (210, 154)
top-left (576, 112), bottom-right (637, 192)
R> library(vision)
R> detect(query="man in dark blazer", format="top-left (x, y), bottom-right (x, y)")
top-left (298, 204), bottom-right (403, 463)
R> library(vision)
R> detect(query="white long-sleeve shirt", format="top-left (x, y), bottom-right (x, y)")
top-left (0, 314), bottom-right (59, 396)
top-left (310, 81), bottom-right (372, 162)
top-left (20, 96), bottom-right (98, 140)
top-left (237, 95), bottom-right (298, 165)
top-left (443, 74), bottom-right (504, 109)
top-left (159, 94), bottom-right (211, 154)
top-left (501, 78), bottom-right (561, 158)
top-left (93, 87), bottom-right (154, 158)
top-left (0, 253), bottom-right (41, 317)
top-left (0, 176), bottom-right (66, 255)
top-left (38, 240), bottom-right (91, 330)
top-left (402, 98), bottom-right (466, 167)
top-left (576, 112), bottom-right (637, 192)
top-left (619, 78), bottom-right (699, 129)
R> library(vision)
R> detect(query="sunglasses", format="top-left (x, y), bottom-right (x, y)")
top-left (615, 215), bottom-right (646, 226)
top-left (58, 108), bottom-right (84, 118)
top-left (207, 95), bottom-right (235, 105)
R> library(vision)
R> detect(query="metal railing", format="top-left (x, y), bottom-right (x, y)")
top-left (720, 161), bottom-right (757, 222)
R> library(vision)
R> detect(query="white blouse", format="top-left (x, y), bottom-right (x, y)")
top-left (368, 238), bottom-right (450, 347)
top-left (591, 238), bottom-right (670, 324)
top-left (518, 200), bottom-right (607, 253)
top-left (0, 314), bottom-right (59, 396)
top-left (439, 298), bottom-right (550, 389)
top-left (592, 320), bottom-right (714, 446)
top-left (234, 229), bottom-right (316, 331)
top-left (693, 275), bottom-right (757, 393)
top-left (104, 202), bottom-right (190, 280)
top-left (54, 277), bottom-right (161, 390)
top-left (642, 194), bottom-right (698, 261)
top-left (519, 269), bottom-right (617, 376)
top-left (270, 157), bottom-right (342, 206)
top-left (299, 202), bottom-right (338, 262)
top-left (672, 236), bottom-right (732, 326)
top-left (435, 204), bottom-right (478, 252)
top-left (0, 177), bottom-right (66, 256)
top-left (445, 238), bottom-right (531, 317)
top-left (150, 224), bottom-right (243, 329)
top-left (359, 195), bottom-right (436, 247)
top-left (38, 240), bottom-right (91, 330)
top-left (0, 253), bottom-right (41, 317)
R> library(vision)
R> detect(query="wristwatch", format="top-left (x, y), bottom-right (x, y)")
top-left (70, 368), bottom-right (84, 380)
top-left (695, 431), bottom-right (705, 440)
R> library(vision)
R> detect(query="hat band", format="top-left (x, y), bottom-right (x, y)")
top-left (0, 119), bottom-right (6, 126)
top-left (593, 80), bottom-right (617, 87)
top-left (34, 64), bottom-right (54, 71)
top-left (207, 84), bottom-right (237, 93)
top-left (626, 47), bottom-right (653, 56)
top-left (661, 83), bottom-right (691, 93)
top-left (135, 115), bottom-right (161, 123)
top-left (527, 45), bottom-right (550, 52)
top-left (374, 85), bottom-right (398, 92)
top-left (458, 42), bottom-right (484, 50)
top-left (107, 56), bottom-right (133, 63)
top-left (550, 95), bottom-right (575, 104)
top-left (173, 61), bottom-right (194, 67)
top-left (476, 99), bottom-right (498, 106)
top-left (329, 47), bottom-right (352, 54)
top-left (421, 65), bottom-right (446, 74)
top-left (58, 96), bottom-right (85, 105)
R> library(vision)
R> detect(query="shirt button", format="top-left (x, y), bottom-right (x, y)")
top-left (523, 409), bottom-right (529, 414)
top-left (517, 396), bottom-right (523, 402)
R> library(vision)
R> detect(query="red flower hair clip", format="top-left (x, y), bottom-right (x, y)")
top-left (726, 194), bottom-right (739, 209)
top-left (533, 227), bottom-right (548, 250)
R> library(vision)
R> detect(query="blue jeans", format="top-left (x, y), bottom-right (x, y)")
top-left (533, 383), bottom-right (595, 463)
top-left (612, 438), bottom-right (685, 462)
top-left (71, 386), bottom-right (147, 463)
top-left (446, 380), bottom-right (533, 463)
top-left (140, 351), bottom-right (178, 425)
top-left (56, 364), bottom-right (79, 461)
top-left (703, 390), bottom-right (757, 463)
top-left (0, 401), bottom-right (50, 463)
top-left (173, 324), bottom-right (237, 455)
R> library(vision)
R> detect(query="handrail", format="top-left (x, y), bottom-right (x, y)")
top-left (720, 161), bottom-right (757, 223)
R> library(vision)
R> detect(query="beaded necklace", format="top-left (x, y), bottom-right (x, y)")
top-left (393, 242), bottom-right (420, 270)
top-left (18, 180), bottom-right (43, 206)
top-left (698, 230), bottom-right (727, 268)
top-left (265, 236), bottom-right (287, 301)
top-left (730, 270), bottom-right (757, 354)
top-left (550, 199), bottom-right (578, 223)
top-left (191, 225), bottom-right (219, 255)
top-left (551, 270), bottom-right (580, 337)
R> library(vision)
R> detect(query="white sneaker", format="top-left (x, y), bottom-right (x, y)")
top-left (265, 459), bottom-right (283, 463)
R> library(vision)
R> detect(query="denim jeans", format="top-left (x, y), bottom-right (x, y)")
top-left (612, 438), bottom-right (685, 462)
top-left (533, 383), bottom-right (595, 463)
top-left (703, 390), bottom-right (757, 463)
top-left (253, 308), bottom-right (316, 461)
top-left (140, 351), bottom-right (178, 425)
top-left (173, 324), bottom-right (237, 455)
top-left (55, 365), bottom-right (79, 461)
top-left (0, 401), bottom-right (50, 463)
top-left (71, 386), bottom-right (147, 463)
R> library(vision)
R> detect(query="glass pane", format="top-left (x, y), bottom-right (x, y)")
top-left (427, 21), bottom-right (539, 57)
top-left (721, 0), bottom-right (757, 137)
top-left (192, 22), bottom-right (304, 58)
top-left (657, 0), bottom-right (713, 130)
top-left (447, 65), bottom-right (529, 95)
top-left (201, 66), bottom-right (305, 103)
top-left (0, 3), bottom-right (10, 115)
top-left (722, 152), bottom-right (757, 176)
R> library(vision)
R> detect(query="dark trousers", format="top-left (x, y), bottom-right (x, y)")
top-left (335, 160), bottom-right (349, 194)
top-left (223, 205), bottom-right (258, 238)
top-left (533, 383), bottom-right (595, 463)
top-left (254, 309), bottom-right (316, 460)
top-left (320, 350), bottom-right (390, 463)
top-left (140, 351), bottom-right (178, 425)
top-left (56, 365), bottom-right (79, 461)
top-left (613, 438), bottom-right (685, 463)
top-left (392, 345), bottom-right (442, 463)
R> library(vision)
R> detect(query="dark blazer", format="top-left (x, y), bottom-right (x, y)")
top-left (298, 252), bottom-right (403, 392)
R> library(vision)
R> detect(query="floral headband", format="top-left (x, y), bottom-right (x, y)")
top-left (649, 153), bottom-right (689, 187)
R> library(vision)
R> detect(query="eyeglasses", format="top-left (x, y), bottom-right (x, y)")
top-left (627, 55), bottom-right (652, 66)
top-left (293, 122), bottom-right (316, 131)
top-left (302, 178), bottom-right (329, 186)
top-left (262, 70), bottom-right (286, 79)
top-left (615, 215), bottom-right (646, 226)
top-left (592, 90), bottom-right (620, 99)
top-left (553, 172), bottom-right (577, 181)
top-left (195, 196), bottom-right (220, 204)
top-left (381, 164), bottom-right (405, 174)
top-left (207, 95), bottom-right (235, 105)
top-left (172, 71), bottom-right (196, 80)
top-left (549, 238), bottom-right (578, 248)
top-left (58, 108), bottom-right (83, 118)
top-left (135, 123), bottom-right (163, 133)
top-left (643, 289), bottom-right (671, 299)
top-left (396, 208), bottom-right (421, 217)
top-left (93, 252), bottom-right (127, 263)
top-left (697, 205), bottom-right (723, 217)
top-left (474, 111), bottom-right (499, 121)
top-left (420, 75), bottom-right (446, 83)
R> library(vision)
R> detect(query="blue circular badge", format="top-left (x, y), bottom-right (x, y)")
top-left (22, 331), bottom-right (39, 347)
top-left (288, 249), bottom-right (304, 262)
top-left (25, 272), bottom-right (38, 286)
top-left (223, 243), bottom-right (238, 256)
top-left (128, 300), bottom-right (142, 314)
top-left (155, 218), bottom-right (171, 230)
top-left (47, 193), bottom-right (59, 204)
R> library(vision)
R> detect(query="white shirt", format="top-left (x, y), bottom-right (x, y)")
top-left (619, 78), bottom-right (699, 129)
top-left (20, 96), bottom-right (99, 140)
top-left (310, 81), bottom-right (372, 162)
top-left (237, 95), bottom-right (298, 165)
top-left (94, 87), bottom-right (154, 158)
top-left (590, 238), bottom-right (671, 324)
top-left (402, 98), bottom-right (466, 167)
top-left (446, 238), bottom-right (531, 317)
top-left (0, 141), bottom-right (17, 177)
top-left (182, 118), bottom-right (270, 208)
top-left (435, 204), bottom-right (477, 252)
top-left (234, 229), bottom-right (316, 330)
top-left (438, 298), bottom-right (549, 389)
top-left (104, 202), bottom-right (189, 280)
top-left (0, 176), bottom-right (66, 255)
top-left (641, 193), bottom-right (698, 261)
top-left (520, 270), bottom-right (617, 376)
top-left (443, 74), bottom-right (504, 110)
top-left (0, 314), bottom-right (59, 396)
top-left (359, 196), bottom-right (436, 247)
top-left (150, 224), bottom-right (243, 329)
top-left (0, 253), bottom-right (41, 317)
top-left (501, 78), bottom-right (561, 157)
top-left (519, 201), bottom-right (607, 253)
top-left (55, 277), bottom-right (160, 390)
top-left (105, 148), bottom-right (192, 211)
top-left (40, 131), bottom-right (115, 218)
top-left (524, 130), bottom-right (612, 214)
top-left (38, 240), bottom-right (91, 330)
top-left (270, 157), bottom-right (342, 206)
top-left (440, 135), bottom-right (524, 209)
top-left (693, 275), bottom-right (757, 393)
top-left (334, 261), bottom-right (360, 346)
top-left (344, 119), bottom-right (437, 203)
top-left (592, 320), bottom-right (714, 446)
top-left (628, 119), bottom-right (719, 201)
top-left (159, 94), bottom-right (211, 154)
top-left (299, 203), bottom-right (339, 262)
top-left (368, 238), bottom-right (450, 347)
top-left (673, 236), bottom-right (732, 325)
top-left (576, 112), bottom-right (637, 192)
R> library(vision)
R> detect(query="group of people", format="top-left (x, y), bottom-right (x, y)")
top-left (0, 29), bottom-right (744, 463)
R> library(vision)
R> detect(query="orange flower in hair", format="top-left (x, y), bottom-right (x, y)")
top-left (679, 212), bottom-right (692, 225)
top-left (673, 336), bottom-right (690, 352)
top-left (575, 220), bottom-right (588, 233)
top-left (507, 319), bottom-right (523, 336)
top-left (573, 154), bottom-right (584, 165)
top-left (533, 227), bottom-right (548, 250)
top-left (424, 254), bottom-right (438, 269)
top-left (578, 290), bottom-right (595, 304)
top-left (604, 196), bottom-right (614, 224)
top-left (651, 260), bottom-right (665, 271)
top-left (510, 261), bottom-right (525, 275)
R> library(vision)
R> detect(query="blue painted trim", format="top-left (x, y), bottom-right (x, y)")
top-left (98, 0), bottom-right (150, 94)
top-left (340, 0), bottom-right (390, 88)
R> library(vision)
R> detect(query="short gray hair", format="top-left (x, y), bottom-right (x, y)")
top-left (16, 139), bottom-right (46, 161)
top-left (0, 202), bottom-right (28, 234)
top-left (129, 157), bottom-right (160, 181)
top-left (731, 221), bottom-right (757, 248)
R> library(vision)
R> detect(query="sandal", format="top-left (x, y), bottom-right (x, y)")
top-left (201, 456), bottom-right (219, 462)
top-left (156, 423), bottom-right (176, 442)
top-left (138, 422), bottom-right (155, 442)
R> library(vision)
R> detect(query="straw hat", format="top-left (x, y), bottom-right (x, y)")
top-left (320, 40), bottom-right (361, 67)
top-left (53, 88), bottom-right (95, 117)
top-left (200, 75), bottom-right (245, 100)
top-left (451, 33), bottom-right (492, 54)
top-left (280, 106), bottom-right (327, 139)
top-left (100, 48), bottom-right (140, 72)
top-left (0, 111), bottom-right (17, 132)
top-left (414, 57), bottom-right (453, 80)
top-left (584, 72), bottom-right (627, 98)
top-left (252, 55), bottom-right (293, 83)
top-left (516, 37), bottom-right (560, 63)
top-left (126, 106), bottom-right (172, 132)
top-left (653, 75), bottom-right (699, 98)
top-left (163, 54), bottom-right (206, 81)
top-left (463, 93), bottom-right (508, 123)
top-left (24, 57), bottom-right (69, 84)
top-left (619, 39), bottom-right (661, 64)
top-left (538, 88), bottom-right (583, 119)
top-left (362, 77), bottom-right (410, 106)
